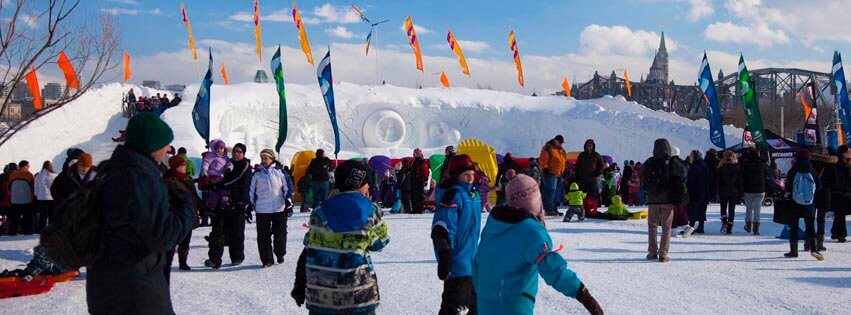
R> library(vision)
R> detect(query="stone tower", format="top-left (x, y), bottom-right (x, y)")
top-left (646, 32), bottom-right (668, 85)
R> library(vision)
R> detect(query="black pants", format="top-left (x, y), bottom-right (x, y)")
top-left (790, 214), bottom-right (815, 246)
top-left (687, 201), bottom-right (708, 223)
top-left (719, 195), bottom-right (737, 222)
top-left (400, 187), bottom-right (412, 213)
top-left (411, 184), bottom-right (425, 214)
top-left (439, 276), bottom-right (477, 315)
top-left (256, 212), bottom-right (287, 265)
top-left (816, 207), bottom-right (828, 236)
top-left (36, 200), bottom-right (55, 233)
top-left (207, 206), bottom-right (246, 264)
top-left (7, 203), bottom-right (35, 235)
top-left (832, 197), bottom-right (848, 239)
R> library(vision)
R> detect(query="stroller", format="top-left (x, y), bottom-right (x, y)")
top-left (763, 177), bottom-right (785, 207)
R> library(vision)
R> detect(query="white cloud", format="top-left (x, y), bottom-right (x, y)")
top-left (228, 9), bottom-right (291, 23)
top-left (302, 4), bottom-right (361, 25)
top-left (456, 41), bottom-right (490, 54)
top-left (578, 25), bottom-right (678, 56)
top-left (106, 0), bottom-right (139, 5)
top-left (101, 7), bottom-right (162, 16)
top-left (20, 14), bottom-right (37, 28)
top-left (687, 0), bottom-right (714, 22)
top-left (399, 22), bottom-right (433, 35)
top-left (325, 26), bottom-right (359, 39)
top-left (704, 21), bottom-right (790, 48)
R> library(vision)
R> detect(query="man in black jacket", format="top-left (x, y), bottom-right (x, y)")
top-left (205, 143), bottom-right (252, 268)
top-left (306, 149), bottom-right (333, 209)
top-left (87, 112), bottom-right (194, 314)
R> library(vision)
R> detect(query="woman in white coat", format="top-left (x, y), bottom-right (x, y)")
top-left (33, 161), bottom-right (57, 233)
top-left (249, 149), bottom-right (294, 267)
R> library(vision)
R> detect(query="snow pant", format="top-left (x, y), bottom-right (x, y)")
top-left (311, 181), bottom-right (330, 210)
top-left (648, 204), bottom-right (674, 258)
top-left (439, 276), bottom-right (477, 315)
top-left (207, 205), bottom-right (246, 264)
top-left (36, 200), bottom-right (55, 233)
top-left (541, 173), bottom-right (558, 213)
top-left (400, 186), bottom-right (412, 213)
top-left (7, 203), bottom-right (35, 235)
top-left (411, 184), bottom-right (426, 214)
top-left (629, 192), bottom-right (639, 206)
top-left (744, 193), bottom-right (765, 222)
top-left (719, 194), bottom-right (737, 222)
top-left (165, 231), bottom-right (192, 283)
top-left (256, 212), bottom-right (287, 265)
top-left (563, 205), bottom-right (585, 222)
top-left (580, 181), bottom-right (598, 202)
top-left (832, 196), bottom-right (848, 239)
top-left (671, 205), bottom-right (689, 228)
top-left (556, 178), bottom-right (566, 206)
top-left (789, 209), bottom-right (815, 246)
top-left (816, 207), bottom-right (828, 237)
top-left (687, 200), bottom-right (708, 223)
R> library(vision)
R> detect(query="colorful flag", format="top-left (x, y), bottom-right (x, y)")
top-left (271, 46), bottom-right (288, 152)
top-left (800, 92), bottom-right (812, 120)
top-left (562, 77), bottom-right (571, 98)
top-left (253, 0), bottom-right (262, 61)
top-left (403, 16), bottom-right (423, 72)
top-left (738, 55), bottom-right (767, 147)
top-left (123, 50), bottom-right (132, 82)
top-left (292, 3), bottom-right (314, 65)
top-left (508, 30), bottom-right (524, 87)
top-left (192, 48), bottom-right (213, 145)
top-left (833, 51), bottom-right (851, 144)
top-left (25, 67), bottom-right (41, 110)
top-left (447, 29), bottom-right (470, 76)
top-left (180, 3), bottom-right (197, 60)
top-left (57, 51), bottom-right (79, 89)
top-left (352, 4), bottom-right (369, 23)
top-left (364, 29), bottom-right (373, 55)
top-left (698, 52), bottom-right (726, 149)
top-left (623, 70), bottom-right (632, 97)
top-left (440, 71), bottom-right (450, 88)
top-left (221, 64), bottom-right (229, 85)
top-left (317, 50), bottom-right (340, 156)
top-left (802, 82), bottom-right (820, 146)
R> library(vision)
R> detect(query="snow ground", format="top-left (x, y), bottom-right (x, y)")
top-left (1, 204), bottom-right (849, 314)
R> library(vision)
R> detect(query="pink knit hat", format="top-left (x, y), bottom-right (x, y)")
top-left (506, 174), bottom-right (544, 222)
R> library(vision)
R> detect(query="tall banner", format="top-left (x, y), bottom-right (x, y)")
top-left (57, 51), bottom-right (79, 89)
top-left (123, 50), bottom-right (132, 82)
top-left (180, 3), bottom-right (197, 60)
top-left (292, 3), bottom-right (314, 65)
top-left (447, 29), bottom-right (470, 76)
top-left (508, 30), bottom-right (524, 87)
top-left (271, 46), bottom-right (288, 152)
top-left (192, 48), bottom-right (213, 145)
top-left (698, 52), bottom-right (726, 148)
top-left (365, 29), bottom-right (373, 55)
top-left (440, 71), bottom-right (450, 88)
top-left (624, 70), bottom-right (632, 97)
top-left (253, 0), bottom-right (262, 61)
top-left (221, 64), bottom-right (229, 85)
top-left (833, 51), bottom-right (851, 143)
top-left (317, 50), bottom-right (340, 156)
top-left (25, 67), bottom-right (42, 110)
top-left (802, 82), bottom-right (820, 146)
top-left (562, 77), bottom-right (571, 98)
top-left (403, 16), bottom-right (423, 72)
top-left (738, 55), bottom-right (767, 147)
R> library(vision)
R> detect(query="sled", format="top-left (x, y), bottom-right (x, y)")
top-left (0, 275), bottom-right (56, 299)
top-left (428, 154), bottom-right (445, 183)
top-left (457, 139), bottom-right (498, 205)
top-left (289, 150), bottom-right (316, 203)
top-left (630, 210), bottom-right (648, 220)
top-left (30, 271), bottom-right (79, 283)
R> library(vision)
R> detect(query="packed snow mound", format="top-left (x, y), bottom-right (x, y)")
top-left (0, 82), bottom-right (741, 167)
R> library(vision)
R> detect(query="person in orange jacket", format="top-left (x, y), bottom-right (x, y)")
top-left (8, 161), bottom-right (36, 235)
top-left (539, 135), bottom-right (568, 215)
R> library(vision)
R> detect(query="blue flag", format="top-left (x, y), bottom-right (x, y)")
top-left (833, 51), bottom-right (851, 142)
top-left (317, 50), bottom-right (340, 156)
top-left (192, 48), bottom-right (213, 145)
top-left (698, 52), bottom-right (726, 148)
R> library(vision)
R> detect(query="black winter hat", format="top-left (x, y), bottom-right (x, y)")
top-left (554, 135), bottom-right (565, 144)
top-left (335, 160), bottom-right (369, 192)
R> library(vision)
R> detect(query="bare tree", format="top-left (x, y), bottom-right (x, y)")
top-left (0, 0), bottom-right (121, 145)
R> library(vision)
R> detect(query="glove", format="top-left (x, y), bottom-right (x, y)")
top-left (244, 204), bottom-right (254, 223)
top-left (431, 226), bottom-right (452, 280)
top-left (291, 288), bottom-right (305, 307)
top-left (436, 250), bottom-right (452, 280)
top-left (575, 283), bottom-right (603, 315)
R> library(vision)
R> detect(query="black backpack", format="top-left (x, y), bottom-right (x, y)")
top-left (643, 157), bottom-right (671, 195)
top-left (40, 162), bottom-right (111, 270)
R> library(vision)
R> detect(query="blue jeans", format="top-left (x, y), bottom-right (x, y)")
top-left (542, 173), bottom-right (558, 213)
top-left (311, 181), bottom-right (330, 209)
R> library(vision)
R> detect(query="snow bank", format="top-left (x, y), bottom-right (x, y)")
top-left (0, 82), bottom-right (741, 166)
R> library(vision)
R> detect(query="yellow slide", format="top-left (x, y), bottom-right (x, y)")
top-left (457, 138), bottom-right (498, 206)
top-left (289, 150), bottom-right (316, 203)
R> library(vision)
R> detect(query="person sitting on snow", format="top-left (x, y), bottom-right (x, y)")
top-left (563, 182), bottom-right (586, 222)
top-left (475, 174), bottom-right (603, 315)
top-left (605, 195), bottom-right (631, 219)
top-left (0, 245), bottom-right (67, 281)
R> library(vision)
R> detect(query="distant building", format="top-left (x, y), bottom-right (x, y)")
top-left (165, 84), bottom-right (186, 92)
top-left (42, 82), bottom-right (63, 100)
top-left (254, 70), bottom-right (269, 83)
top-left (646, 32), bottom-right (668, 85)
top-left (2, 102), bottom-right (22, 122)
top-left (11, 83), bottom-right (30, 101)
top-left (142, 80), bottom-right (162, 90)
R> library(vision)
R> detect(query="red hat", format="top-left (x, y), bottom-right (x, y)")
top-left (77, 153), bottom-right (93, 168)
top-left (168, 155), bottom-right (186, 169)
top-left (448, 154), bottom-right (476, 179)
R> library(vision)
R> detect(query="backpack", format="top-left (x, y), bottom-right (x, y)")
top-left (643, 158), bottom-right (671, 195)
top-left (39, 162), bottom-right (111, 270)
top-left (792, 172), bottom-right (816, 206)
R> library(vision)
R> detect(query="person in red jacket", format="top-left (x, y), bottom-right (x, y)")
top-left (410, 148), bottom-right (430, 214)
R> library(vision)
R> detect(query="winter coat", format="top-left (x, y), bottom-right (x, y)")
top-left (526, 163), bottom-right (542, 185)
top-left (706, 155), bottom-right (719, 198)
top-left (740, 158), bottom-right (768, 194)
top-left (306, 156), bottom-right (333, 182)
top-left (474, 207), bottom-right (581, 315)
top-left (249, 164), bottom-right (294, 214)
top-left (87, 145), bottom-right (193, 315)
top-left (302, 191), bottom-right (389, 314)
top-left (162, 170), bottom-right (201, 229)
top-left (566, 183), bottom-right (586, 206)
top-left (628, 175), bottom-right (640, 194)
top-left (178, 153), bottom-right (196, 177)
top-left (223, 158), bottom-right (253, 205)
top-left (641, 139), bottom-right (685, 205)
top-left (201, 139), bottom-right (232, 178)
top-left (786, 159), bottom-right (818, 218)
top-left (432, 180), bottom-right (483, 278)
top-left (606, 195), bottom-right (630, 216)
top-left (833, 160), bottom-right (851, 198)
top-left (410, 157), bottom-right (430, 187)
top-left (716, 163), bottom-right (743, 198)
top-left (495, 157), bottom-right (523, 185)
top-left (440, 152), bottom-right (456, 182)
top-left (34, 169), bottom-right (57, 201)
top-left (686, 158), bottom-right (709, 204)
top-left (50, 165), bottom-right (96, 205)
top-left (575, 140), bottom-right (605, 184)
top-left (619, 166), bottom-right (633, 195)
top-left (8, 167), bottom-right (35, 205)
top-left (812, 153), bottom-right (837, 210)
top-left (538, 140), bottom-right (568, 177)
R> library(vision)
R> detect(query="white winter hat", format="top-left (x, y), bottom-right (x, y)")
top-left (672, 146), bottom-right (681, 157)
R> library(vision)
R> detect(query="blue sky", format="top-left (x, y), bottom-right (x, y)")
top-left (72, 0), bottom-right (851, 93)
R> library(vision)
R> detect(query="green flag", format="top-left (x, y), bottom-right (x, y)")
top-left (737, 55), bottom-right (767, 147)
top-left (271, 46), bottom-right (287, 152)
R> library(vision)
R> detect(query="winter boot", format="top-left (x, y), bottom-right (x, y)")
top-left (804, 239), bottom-right (811, 251)
top-left (204, 259), bottom-right (221, 270)
top-left (753, 221), bottom-right (760, 235)
top-left (720, 216), bottom-right (728, 233)
top-left (809, 239), bottom-right (825, 261)
top-left (817, 235), bottom-right (826, 251)
top-left (726, 221), bottom-right (733, 235)
top-left (744, 220), bottom-right (752, 233)
top-left (178, 251), bottom-right (190, 271)
top-left (696, 221), bottom-right (705, 234)
top-left (784, 242), bottom-right (798, 258)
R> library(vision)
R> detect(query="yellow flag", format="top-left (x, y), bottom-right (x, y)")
top-left (253, 0), bottom-right (262, 61)
top-left (508, 30), bottom-right (524, 87)
top-left (440, 71), bottom-right (450, 88)
top-left (403, 16), bottom-right (424, 72)
top-left (292, 3), bottom-right (314, 65)
top-left (562, 77), bottom-right (571, 98)
top-left (447, 29), bottom-right (470, 76)
top-left (624, 70), bottom-right (632, 97)
top-left (180, 3), bottom-right (197, 60)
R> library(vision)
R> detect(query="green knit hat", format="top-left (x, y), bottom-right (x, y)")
top-left (124, 112), bottom-right (174, 154)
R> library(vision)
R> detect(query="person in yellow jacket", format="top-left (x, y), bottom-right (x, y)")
top-left (540, 135), bottom-right (568, 216)
top-left (563, 182), bottom-right (586, 222)
top-left (606, 195), bottom-right (630, 217)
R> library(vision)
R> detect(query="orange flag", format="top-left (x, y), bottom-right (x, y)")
top-left (800, 93), bottom-right (812, 120)
top-left (440, 71), bottom-right (450, 88)
top-left (253, 0), bottom-right (262, 61)
top-left (562, 77), bottom-right (571, 98)
top-left (181, 2), bottom-right (198, 60)
top-left (292, 3), bottom-right (314, 65)
top-left (25, 67), bottom-right (42, 110)
top-left (123, 50), bottom-right (132, 82)
top-left (403, 16), bottom-right (424, 72)
top-left (624, 70), bottom-right (632, 97)
top-left (508, 30), bottom-right (524, 87)
top-left (447, 29), bottom-right (470, 76)
top-left (57, 51), bottom-right (79, 89)
top-left (221, 64), bottom-right (229, 85)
